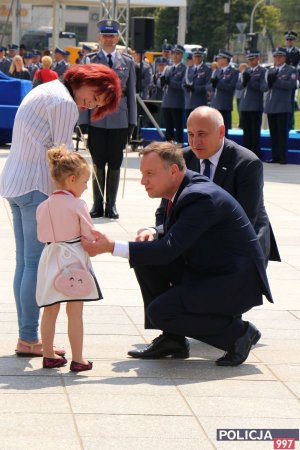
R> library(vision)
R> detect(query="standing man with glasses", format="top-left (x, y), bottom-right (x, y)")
top-left (81, 19), bottom-right (137, 219)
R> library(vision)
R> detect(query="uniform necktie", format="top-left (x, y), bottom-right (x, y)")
top-left (107, 54), bottom-right (113, 68)
top-left (166, 200), bottom-right (173, 216)
top-left (203, 159), bottom-right (211, 179)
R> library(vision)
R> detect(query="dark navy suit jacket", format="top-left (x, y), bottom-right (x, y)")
top-left (129, 170), bottom-right (273, 316)
top-left (156, 139), bottom-right (280, 262)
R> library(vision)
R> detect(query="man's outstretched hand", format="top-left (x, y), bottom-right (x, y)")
top-left (81, 230), bottom-right (115, 256)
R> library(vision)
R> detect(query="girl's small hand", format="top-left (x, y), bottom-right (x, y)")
top-left (81, 233), bottom-right (115, 256)
top-left (89, 229), bottom-right (102, 242)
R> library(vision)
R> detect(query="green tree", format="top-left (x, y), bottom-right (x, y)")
top-left (153, 7), bottom-right (179, 49)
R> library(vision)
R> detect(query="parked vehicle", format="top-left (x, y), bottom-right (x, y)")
top-left (20, 28), bottom-right (76, 51)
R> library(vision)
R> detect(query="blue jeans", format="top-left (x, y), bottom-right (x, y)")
top-left (7, 190), bottom-right (47, 342)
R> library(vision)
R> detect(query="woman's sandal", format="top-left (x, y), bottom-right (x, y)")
top-left (43, 356), bottom-right (67, 369)
top-left (15, 339), bottom-right (66, 357)
top-left (70, 360), bottom-right (93, 372)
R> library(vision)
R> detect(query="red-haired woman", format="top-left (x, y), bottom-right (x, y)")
top-left (0, 64), bottom-right (121, 358)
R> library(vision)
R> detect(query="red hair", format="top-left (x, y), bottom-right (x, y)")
top-left (64, 64), bottom-right (122, 120)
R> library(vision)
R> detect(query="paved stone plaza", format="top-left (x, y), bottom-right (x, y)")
top-left (0, 145), bottom-right (299, 449)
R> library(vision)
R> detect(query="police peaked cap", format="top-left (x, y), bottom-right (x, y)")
top-left (97, 19), bottom-right (119, 34)
top-left (192, 47), bottom-right (205, 56)
top-left (82, 44), bottom-right (93, 51)
top-left (284, 31), bottom-right (297, 40)
top-left (216, 49), bottom-right (232, 60)
top-left (0, 46), bottom-right (7, 52)
top-left (54, 47), bottom-right (67, 56)
top-left (272, 47), bottom-right (287, 57)
top-left (245, 49), bottom-right (260, 59)
top-left (186, 53), bottom-right (193, 60)
top-left (23, 52), bottom-right (34, 59)
top-left (162, 43), bottom-right (173, 51)
top-left (8, 44), bottom-right (19, 50)
top-left (156, 56), bottom-right (168, 64)
top-left (172, 44), bottom-right (185, 54)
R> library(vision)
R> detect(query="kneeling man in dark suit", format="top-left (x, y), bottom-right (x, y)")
top-left (82, 142), bottom-right (273, 366)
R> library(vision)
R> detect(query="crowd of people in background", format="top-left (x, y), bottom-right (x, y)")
top-left (0, 27), bottom-right (299, 167)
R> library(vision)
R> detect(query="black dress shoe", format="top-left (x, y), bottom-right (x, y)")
top-left (216, 322), bottom-right (261, 367)
top-left (128, 334), bottom-right (190, 359)
top-left (266, 159), bottom-right (279, 163)
top-left (90, 206), bottom-right (104, 218)
top-left (280, 160), bottom-right (287, 165)
top-left (105, 205), bottom-right (119, 219)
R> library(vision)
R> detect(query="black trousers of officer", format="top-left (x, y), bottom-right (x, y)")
top-left (267, 113), bottom-right (289, 162)
top-left (219, 110), bottom-right (232, 138)
top-left (163, 107), bottom-right (184, 143)
top-left (241, 111), bottom-right (262, 156)
top-left (88, 126), bottom-right (128, 169)
top-left (134, 262), bottom-right (247, 352)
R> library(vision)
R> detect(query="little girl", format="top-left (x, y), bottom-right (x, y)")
top-left (36, 146), bottom-right (102, 372)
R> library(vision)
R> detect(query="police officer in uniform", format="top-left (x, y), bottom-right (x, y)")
top-left (52, 48), bottom-right (69, 81)
top-left (82, 19), bottom-right (137, 219)
top-left (284, 31), bottom-right (300, 129)
top-left (0, 47), bottom-right (10, 75)
top-left (132, 50), bottom-right (153, 100)
top-left (285, 31), bottom-right (300, 68)
top-left (264, 47), bottom-right (297, 164)
top-left (23, 52), bottom-right (39, 80)
top-left (210, 50), bottom-right (238, 136)
top-left (183, 47), bottom-right (211, 122)
top-left (161, 43), bottom-right (173, 65)
top-left (7, 44), bottom-right (19, 61)
top-left (161, 44), bottom-right (186, 144)
top-left (150, 57), bottom-right (168, 101)
top-left (32, 50), bottom-right (42, 68)
top-left (237, 49), bottom-right (267, 156)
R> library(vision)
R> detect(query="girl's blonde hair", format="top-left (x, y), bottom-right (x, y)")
top-left (48, 146), bottom-right (89, 184)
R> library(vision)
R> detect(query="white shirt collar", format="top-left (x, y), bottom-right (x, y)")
top-left (102, 49), bottom-right (116, 59)
top-left (200, 142), bottom-right (223, 166)
top-left (276, 63), bottom-right (286, 72)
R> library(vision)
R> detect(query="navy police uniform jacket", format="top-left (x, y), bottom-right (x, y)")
top-left (183, 63), bottom-right (212, 109)
top-left (162, 63), bottom-right (186, 109)
top-left (130, 170), bottom-right (273, 316)
top-left (82, 50), bottom-right (137, 128)
top-left (285, 46), bottom-right (300, 69)
top-left (264, 64), bottom-right (297, 114)
top-left (52, 60), bottom-right (69, 81)
top-left (237, 65), bottom-right (268, 112)
top-left (211, 66), bottom-right (239, 111)
top-left (0, 58), bottom-right (10, 75)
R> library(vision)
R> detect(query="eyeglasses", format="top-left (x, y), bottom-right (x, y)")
top-left (286, 38), bottom-right (294, 41)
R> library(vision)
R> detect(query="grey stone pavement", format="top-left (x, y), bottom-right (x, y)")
top-left (0, 143), bottom-right (299, 450)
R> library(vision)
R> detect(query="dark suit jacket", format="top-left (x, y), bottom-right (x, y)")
top-left (155, 139), bottom-right (280, 262)
top-left (130, 170), bottom-right (273, 316)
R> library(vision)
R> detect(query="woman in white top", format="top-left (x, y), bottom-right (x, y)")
top-left (0, 64), bottom-right (121, 357)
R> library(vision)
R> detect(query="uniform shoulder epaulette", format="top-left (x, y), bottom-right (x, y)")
top-left (121, 52), bottom-right (134, 61)
top-left (87, 52), bottom-right (99, 60)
